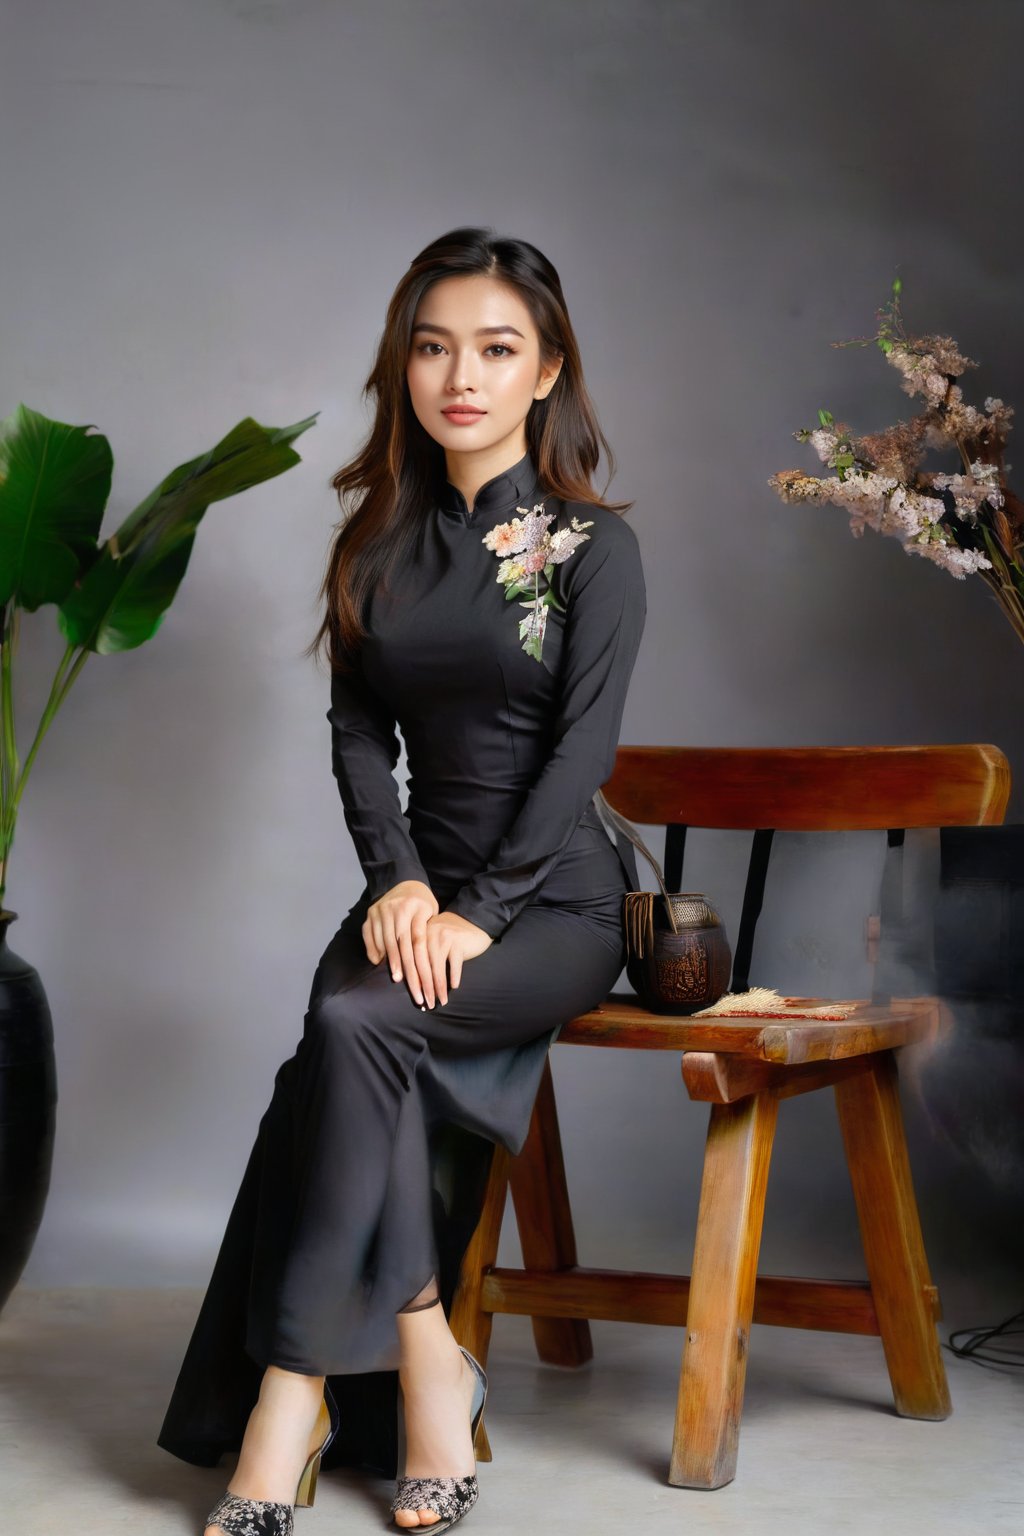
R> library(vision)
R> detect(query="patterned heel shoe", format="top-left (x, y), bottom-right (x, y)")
top-left (204, 1381), bottom-right (339, 1536)
top-left (390, 1346), bottom-right (488, 1534)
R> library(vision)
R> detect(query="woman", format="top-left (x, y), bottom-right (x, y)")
top-left (158, 225), bottom-right (646, 1536)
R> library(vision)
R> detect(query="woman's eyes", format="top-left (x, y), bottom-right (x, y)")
top-left (415, 342), bottom-right (515, 358)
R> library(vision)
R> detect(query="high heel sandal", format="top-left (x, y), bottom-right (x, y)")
top-left (203, 1380), bottom-right (340, 1536)
top-left (390, 1309), bottom-right (488, 1535)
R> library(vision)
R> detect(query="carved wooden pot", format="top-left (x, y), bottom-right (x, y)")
top-left (624, 891), bottom-right (732, 1016)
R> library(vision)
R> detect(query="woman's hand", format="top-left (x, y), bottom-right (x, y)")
top-left (418, 911), bottom-right (493, 1006)
top-left (363, 880), bottom-right (439, 1002)
top-left (362, 882), bottom-right (492, 1008)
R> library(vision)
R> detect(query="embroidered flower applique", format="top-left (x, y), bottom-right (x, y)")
top-left (481, 501), bottom-right (594, 662)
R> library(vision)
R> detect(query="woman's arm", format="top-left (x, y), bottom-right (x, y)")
top-left (443, 511), bottom-right (647, 940)
top-left (326, 662), bottom-right (431, 902)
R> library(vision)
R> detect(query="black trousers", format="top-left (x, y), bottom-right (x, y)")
top-left (158, 822), bottom-right (629, 1474)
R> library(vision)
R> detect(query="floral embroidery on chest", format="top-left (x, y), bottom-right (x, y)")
top-left (481, 501), bottom-right (594, 662)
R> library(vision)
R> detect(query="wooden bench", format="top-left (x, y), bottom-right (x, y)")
top-left (449, 743), bottom-right (1011, 1489)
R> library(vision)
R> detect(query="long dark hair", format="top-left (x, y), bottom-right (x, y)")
top-left (306, 225), bottom-right (633, 674)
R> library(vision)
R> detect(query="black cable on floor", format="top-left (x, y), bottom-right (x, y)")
top-left (943, 1306), bottom-right (1024, 1371)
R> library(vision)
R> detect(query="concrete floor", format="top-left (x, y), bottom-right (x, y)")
top-left (1, 1287), bottom-right (1020, 1535)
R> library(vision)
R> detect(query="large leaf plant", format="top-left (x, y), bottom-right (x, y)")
top-left (0, 403), bottom-right (318, 913)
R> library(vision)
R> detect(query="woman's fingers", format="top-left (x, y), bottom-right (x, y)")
top-left (427, 930), bottom-right (449, 1007)
top-left (397, 924), bottom-right (424, 1006)
top-left (393, 908), bottom-right (435, 1008)
top-left (363, 911), bottom-right (384, 967)
top-left (410, 918), bottom-right (435, 1008)
top-left (381, 908), bottom-right (406, 989)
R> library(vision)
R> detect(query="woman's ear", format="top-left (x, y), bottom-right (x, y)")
top-left (535, 352), bottom-right (564, 401)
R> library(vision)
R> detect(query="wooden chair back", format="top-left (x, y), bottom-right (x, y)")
top-left (601, 744), bottom-right (1011, 996)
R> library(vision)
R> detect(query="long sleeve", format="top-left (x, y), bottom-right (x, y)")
top-left (326, 662), bottom-right (431, 902)
top-left (443, 513), bottom-right (646, 940)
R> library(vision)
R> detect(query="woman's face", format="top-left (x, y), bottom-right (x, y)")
top-left (406, 274), bottom-right (561, 463)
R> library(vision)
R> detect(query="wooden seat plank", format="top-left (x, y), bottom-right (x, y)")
top-left (558, 993), bottom-right (942, 1063)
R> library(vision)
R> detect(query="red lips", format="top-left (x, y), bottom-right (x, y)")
top-left (442, 405), bottom-right (485, 416)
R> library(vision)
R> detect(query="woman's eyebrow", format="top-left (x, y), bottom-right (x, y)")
top-left (411, 322), bottom-right (526, 338)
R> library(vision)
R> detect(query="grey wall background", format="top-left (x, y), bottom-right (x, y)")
top-left (2, 0), bottom-right (1021, 1321)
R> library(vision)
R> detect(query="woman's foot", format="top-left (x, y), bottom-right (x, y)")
top-left (204, 1366), bottom-right (327, 1536)
top-left (395, 1313), bottom-right (479, 1528)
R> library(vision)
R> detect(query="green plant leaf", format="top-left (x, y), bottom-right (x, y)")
top-left (0, 403), bottom-right (113, 610)
top-left (59, 412), bottom-right (318, 653)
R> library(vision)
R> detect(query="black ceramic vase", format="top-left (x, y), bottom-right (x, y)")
top-left (0, 910), bottom-right (57, 1313)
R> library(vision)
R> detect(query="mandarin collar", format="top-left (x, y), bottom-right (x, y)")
top-left (437, 447), bottom-right (543, 525)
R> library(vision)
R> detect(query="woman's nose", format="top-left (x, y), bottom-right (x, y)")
top-left (447, 352), bottom-right (479, 393)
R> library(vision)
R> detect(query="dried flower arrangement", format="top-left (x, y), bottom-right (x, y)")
top-left (769, 278), bottom-right (1024, 645)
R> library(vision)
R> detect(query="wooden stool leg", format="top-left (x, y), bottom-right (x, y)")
top-left (834, 1050), bottom-right (952, 1420)
top-left (668, 1087), bottom-right (778, 1490)
top-left (450, 1139), bottom-right (511, 1461)
top-left (508, 1056), bottom-right (594, 1367)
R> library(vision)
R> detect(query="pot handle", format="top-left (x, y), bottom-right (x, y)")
top-left (592, 788), bottom-right (679, 934)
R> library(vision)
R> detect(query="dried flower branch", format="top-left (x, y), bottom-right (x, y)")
top-left (769, 278), bottom-right (1024, 646)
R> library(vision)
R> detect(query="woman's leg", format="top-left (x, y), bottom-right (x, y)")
top-left (380, 889), bottom-right (627, 1528)
top-left (203, 1367), bottom-right (327, 1536)
top-left (394, 1287), bottom-right (480, 1530)
top-left (204, 1295), bottom-right (475, 1534)
top-left (245, 893), bottom-right (622, 1376)
top-left (207, 851), bottom-right (625, 1530)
